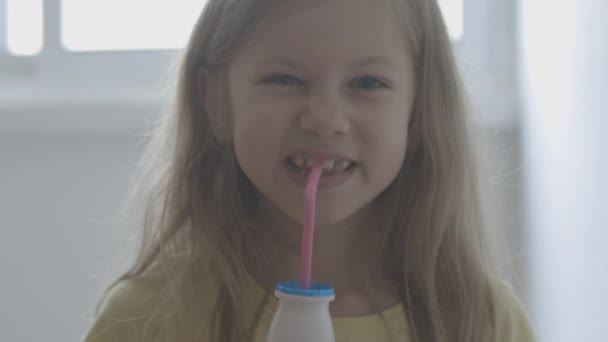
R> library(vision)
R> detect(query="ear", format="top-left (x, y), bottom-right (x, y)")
top-left (197, 68), bottom-right (232, 143)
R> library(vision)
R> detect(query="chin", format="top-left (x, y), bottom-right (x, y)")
top-left (315, 207), bottom-right (356, 226)
top-left (282, 203), bottom-right (365, 229)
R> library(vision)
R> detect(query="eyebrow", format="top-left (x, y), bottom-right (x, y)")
top-left (255, 55), bottom-right (401, 71)
top-left (351, 55), bottom-right (400, 69)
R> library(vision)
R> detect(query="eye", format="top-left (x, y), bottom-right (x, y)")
top-left (351, 76), bottom-right (388, 90)
top-left (263, 74), bottom-right (303, 86)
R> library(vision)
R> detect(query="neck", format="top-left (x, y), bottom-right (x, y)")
top-left (243, 199), bottom-right (401, 316)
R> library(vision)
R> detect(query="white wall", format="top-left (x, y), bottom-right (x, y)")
top-left (519, 0), bottom-right (608, 341)
top-left (0, 129), bottom-right (141, 341)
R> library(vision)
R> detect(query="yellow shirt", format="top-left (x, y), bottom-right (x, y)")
top-left (83, 271), bottom-right (535, 342)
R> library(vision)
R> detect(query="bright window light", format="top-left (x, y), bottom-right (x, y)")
top-left (7, 0), bottom-right (44, 56)
top-left (439, 0), bottom-right (463, 40)
top-left (60, 0), bottom-right (207, 52)
top-left (5, 0), bottom-right (461, 54)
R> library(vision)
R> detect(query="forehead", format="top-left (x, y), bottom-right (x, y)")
top-left (236, 0), bottom-right (411, 68)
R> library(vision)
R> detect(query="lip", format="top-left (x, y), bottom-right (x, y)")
top-left (284, 149), bottom-right (355, 163)
top-left (284, 159), bottom-right (356, 191)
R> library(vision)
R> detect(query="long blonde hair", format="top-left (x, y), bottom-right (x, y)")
top-left (101, 0), bottom-right (499, 341)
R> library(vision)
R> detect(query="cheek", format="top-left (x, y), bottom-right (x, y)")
top-left (233, 114), bottom-right (274, 161)
top-left (231, 101), bottom-right (293, 163)
top-left (361, 110), bottom-right (410, 176)
top-left (364, 107), bottom-right (410, 147)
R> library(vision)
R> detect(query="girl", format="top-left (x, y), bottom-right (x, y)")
top-left (85, 0), bottom-right (535, 341)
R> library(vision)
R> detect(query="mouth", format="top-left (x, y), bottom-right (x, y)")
top-left (285, 154), bottom-right (358, 176)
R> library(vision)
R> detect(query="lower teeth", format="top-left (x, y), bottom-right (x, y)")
top-left (287, 160), bottom-right (354, 174)
top-left (292, 165), bottom-right (351, 175)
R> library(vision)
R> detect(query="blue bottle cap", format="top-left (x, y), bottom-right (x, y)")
top-left (276, 280), bottom-right (335, 297)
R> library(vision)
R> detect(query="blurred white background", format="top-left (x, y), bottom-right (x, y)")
top-left (0, 0), bottom-right (606, 341)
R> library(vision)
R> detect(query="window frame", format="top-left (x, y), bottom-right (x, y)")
top-left (0, 0), bottom-right (517, 136)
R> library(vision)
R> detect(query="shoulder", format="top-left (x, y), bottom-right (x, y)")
top-left (98, 273), bottom-right (168, 317)
top-left (488, 277), bottom-right (537, 342)
top-left (83, 273), bottom-right (175, 342)
top-left (83, 269), bottom-right (219, 342)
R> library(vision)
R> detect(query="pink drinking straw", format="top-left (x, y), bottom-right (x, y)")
top-left (300, 163), bottom-right (323, 289)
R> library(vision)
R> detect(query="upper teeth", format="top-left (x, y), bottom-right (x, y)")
top-left (289, 155), bottom-right (353, 172)
top-left (322, 160), bottom-right (335, 169)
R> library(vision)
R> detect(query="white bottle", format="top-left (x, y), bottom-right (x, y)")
top-left (266, 280), bottom-right (336, 342)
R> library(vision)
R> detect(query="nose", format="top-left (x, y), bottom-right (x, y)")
top-left (298, 93), bottom-right (351, 138)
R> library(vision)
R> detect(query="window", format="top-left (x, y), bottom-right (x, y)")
top-left (61, 0), bottom-right (206, 51)
top-left (5, 0), bottom-right (462, 54)
top-left (439, 0), bottom-right (463, 41)
top-left (6, 0), bottom-right (43, 56)
top-left (1, 0), bottom-right (513, 133)
top-left (2, 0), bottom-right (207, 55)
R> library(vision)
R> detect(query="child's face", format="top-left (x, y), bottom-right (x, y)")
top-left (225, 0), bottom-right (416, 227)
